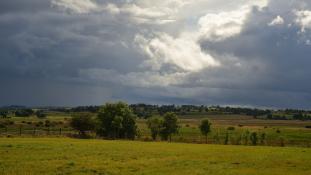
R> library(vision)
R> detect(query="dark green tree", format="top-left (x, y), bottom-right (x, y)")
top-left (35, 110), bottom-right (47, 118)
top-left (147, 117), bottom-right (163, 140)
top-left (0, 110), bottom-right (8, 118)
top-left (70, 114), bottom-right (95, 136)
top-left (160, 112), bottom-right (179, 142)
top-left (199, 119), bottom-right (212, 144)
top-left (97, 102), bottom-right (137, 139)
top-left (15, 109), bottom-right (34, 117)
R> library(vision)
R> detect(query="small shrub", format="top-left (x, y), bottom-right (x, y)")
top-left (238, 124), bottom-right (243, 127)
top-left (243, 130), bottom-right (250, 145)
top-left (305, 126), bottom-right (311, 129)
top-left (45, 120), bottom-right (51, 127)
top-left (224, 132), bottom-right (229, 145)
top-left (70, 114), bottom-right (95, 136)
top-left (227, 126), bottom-right (235, 131)
top-left (27, 121), bottom-right (32, 125)
top-left (0, 123), bottom-right (5, 128)
top-left (276, 129), bottom-right (281, 133)
top-left (36, 111), bottom-right (47, 118)
top-left (185, 124), bottom-right (190, 127)
top-left (260, 133), bottom-right (266, 145)
top-left (250, 132), bottom-right (258, 146)
top-left (279, 137), bottom-right (285, 147)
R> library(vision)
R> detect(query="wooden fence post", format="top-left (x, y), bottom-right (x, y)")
top-left (59, 128), bottom-right (62, 135)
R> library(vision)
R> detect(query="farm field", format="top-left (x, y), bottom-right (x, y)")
top-left (0, 138), bottom-right (310, 175)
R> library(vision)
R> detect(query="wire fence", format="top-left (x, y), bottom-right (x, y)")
top-left (1, 127), bottom-right (311, 148)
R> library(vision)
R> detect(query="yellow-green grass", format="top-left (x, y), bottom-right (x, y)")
top-left (0, 138), bottom-right (311, 175)
top-left (2, 116), bottom-right (311, 147)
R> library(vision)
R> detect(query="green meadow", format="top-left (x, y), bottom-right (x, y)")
top-left (2, 113), bottom-right (311, 147)
top-left (0, 138), bottom-right (311, 175)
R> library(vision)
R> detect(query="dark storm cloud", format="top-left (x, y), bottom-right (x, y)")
top-left (196, 0), bottom-right (311, 108)
top-left (1, 0), bottom-right (311, 108)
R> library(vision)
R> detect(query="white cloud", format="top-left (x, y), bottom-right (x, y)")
top-left (268, 15), bottom-right (284, 26)
top-left (103, 3), bottom-right (182, 25)
top-left (104, 3), bottom-right (120, 15)
top-left (135, 33), bottom-right (220, 72)
top-left (295, 10), bottom-right (311, 32)
top-left (51, 0), bottom-right (98, 14)
top-left (198, 6), bottom-right (251, 41)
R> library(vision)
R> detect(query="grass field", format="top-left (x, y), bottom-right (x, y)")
top-left (0, 138), bottom-right (310, 175)
top-left (1, 114), bottom-right (311, 147)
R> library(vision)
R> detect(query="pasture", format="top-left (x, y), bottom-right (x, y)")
top-left (0, 138), bottom-right (310, 175)
top-left (0, 138), bottom-right (311, 175)
top-left (1, 113), bottom-right (311, 147)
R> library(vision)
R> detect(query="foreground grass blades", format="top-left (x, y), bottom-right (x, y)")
top-left (0, 138), bottom-right (311, 175)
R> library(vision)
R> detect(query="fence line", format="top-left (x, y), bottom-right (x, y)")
top-left (0, 127), bottom-right (310, 147)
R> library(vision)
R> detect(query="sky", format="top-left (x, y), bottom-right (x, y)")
top-left (1, 0), bottom-right (311, 108)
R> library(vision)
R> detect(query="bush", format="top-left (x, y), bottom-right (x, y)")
top-left (250, 132), bottom-right (258, 146)
top-left (260, 133), bottom-right (266, 145)
top-left (305, 126), bottom-right (311, 129)
top-left (224, 132), bottom-right (229, 145)
top-left (70, 114), bottom-right (95, 136)
top-left (36, 111), bottom-right (47, 118)
top-left (0, 123), bottom-right (5, 128)
top-left (279, 137), bottom-right (285, 147)
top-left (276, 129), bottom-right (281, 133)
top-left (45, 120), bottom-right (50, 127)
top-left (15, 109), bottom-right (34, 117)
top-left (227, 126), bottom-right (235, 131)
top-left (0, 110), bottom-right (8, 118)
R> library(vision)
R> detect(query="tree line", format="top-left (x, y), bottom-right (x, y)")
top-left (2, 104), bottom-right (311, 121)
top-left (70, 102), bottom-right (214, 142)
top-left (70, 102), bottom-right (269, 146)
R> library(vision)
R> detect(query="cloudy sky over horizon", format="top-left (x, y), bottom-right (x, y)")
top-left (1, 0), bottom-right (311, 108)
